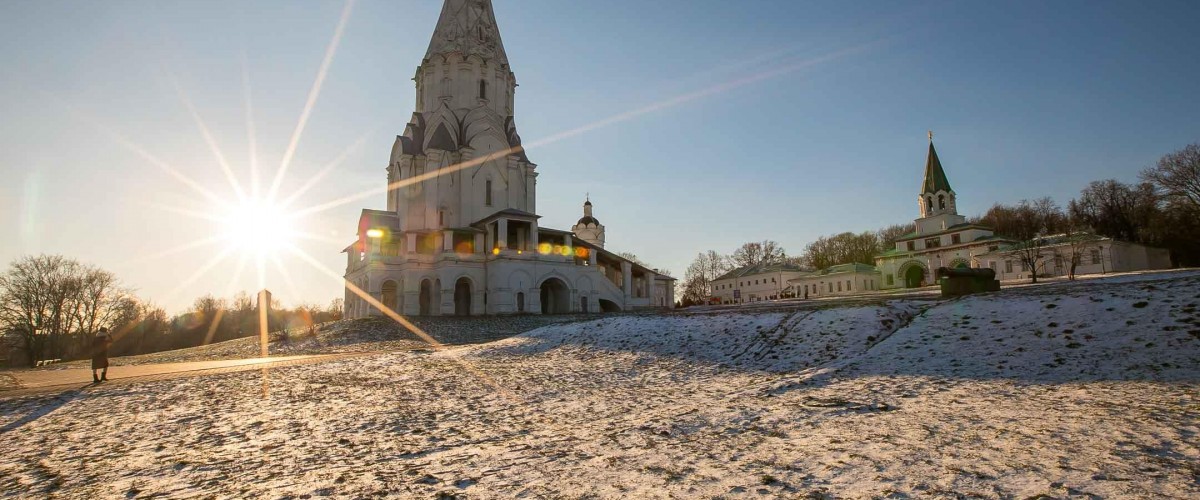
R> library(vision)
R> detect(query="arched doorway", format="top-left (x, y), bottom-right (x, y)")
top-left (599, 299), bottom-right (621, 313)
top-left (419, 279), bottom-right (433, 316)
top-left (904, 265), bottom-right (925, 288)
top-left (539, 278), bottom-right (570, 314)
top-left (454, 277), bottom-right (471, 316)
top-left (381, 280), bottom-right (399, 313)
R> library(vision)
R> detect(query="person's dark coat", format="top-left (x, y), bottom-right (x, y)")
top-left (91, 334), bottom-right (112, 370)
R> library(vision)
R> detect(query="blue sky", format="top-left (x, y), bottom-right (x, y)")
top-left (2, 0), bottom-right (1198, 313)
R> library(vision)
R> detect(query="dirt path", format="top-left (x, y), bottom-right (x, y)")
top-left (0, 353), bottom-right (380, 399)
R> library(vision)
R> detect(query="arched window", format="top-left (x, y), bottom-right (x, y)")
top-left (925, 196), bottom-right (933, 213)
top-left (938, 194), bottom-right (946, 210)
top-left (485, 179), bottom-right (493, 206)
top-left (479, 80), bottom-right (487, 100)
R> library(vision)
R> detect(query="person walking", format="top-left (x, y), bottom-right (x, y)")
top-left (91, 328), bottom-right (113, 383)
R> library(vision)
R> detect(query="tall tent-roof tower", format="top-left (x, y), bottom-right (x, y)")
top-left (425, 0), bottom-right (509, 66)
top-left (921, 137), bottom-right (953, 195)
top-left (917, 131), bottom-right (958, 220)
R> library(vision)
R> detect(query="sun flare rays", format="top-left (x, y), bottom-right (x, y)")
top-left (50, 0), bottom-right (883, 401)
top-left (267, 0), bottom-right (356, 203)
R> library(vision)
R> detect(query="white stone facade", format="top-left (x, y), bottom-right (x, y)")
top-left (976, 237), bottom-right (1172, 281)
top-left (788, 264), bottom-right (882, 299)
top-left (343, 0), bottom-right (673, 318)
top-left (711, 263), bottom-right (809, 304)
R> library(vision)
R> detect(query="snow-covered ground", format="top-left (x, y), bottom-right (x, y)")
top-left (1, 271), bottom-right (1197, 498)
top-left (35, 314), bottom-right (592, 370)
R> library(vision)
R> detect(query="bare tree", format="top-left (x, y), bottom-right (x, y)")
top-left (0, 255), bottom-right (133, 364)
top-left (1141, 142), bottom-right (1200, 210)
top-left (326, 298), bottom-right (345, 321)
top-left (730, 240), bottom-right (786, 268)
top-left (1053, 214), bottom-right (1102, 281)
top-left (998, 198), bottom-right (1067, 284)
top-left (801, 232), bottom-right (880, 270)
top-left (679, 250), bottom-right (734, 306)
top-left (1068, 180), bottom-right (1158, 244)
top-left (875, 223), bottom-right (912, 251)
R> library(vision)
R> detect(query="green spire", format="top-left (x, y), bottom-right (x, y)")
top-left (921, 132), bottom-right (952, 194)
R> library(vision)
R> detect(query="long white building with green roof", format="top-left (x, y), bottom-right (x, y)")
top-left (711, 262), bottom-right (809, 304)
top-left (875, 135), bottom-right (1013, 289)
top-left (787, 263), bottom-right (882, 299)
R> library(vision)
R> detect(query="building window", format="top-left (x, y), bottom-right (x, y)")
top-left (479, 80), bottom-right (487, 100)
top-left (837, 281), bottom-right (842, 292)
top-left (1091, 249), bottom-right (1101, 265)
top-left (951, 234), bottom-right (961, 244)
top-left (938, 194), bottom-right (946, 210)
top-left (989, 261), bottom-right (997, 271)
top-left (887, 274), bottom-right (894, 286)
top-left (485, 180), bottom-right (493, 206)
top-left (1005, 260), bottom-right (1013, 273)
top-left (1021, 260), bottom-right (1029, 272)
top-left (439, 210), bottom-right (445, 226)
top-left (925, 238), bottom-right (940, 249)
top-left (846, 280), bottom-right (851, 290)
top-left (907, 241), bottom-right (915, 251)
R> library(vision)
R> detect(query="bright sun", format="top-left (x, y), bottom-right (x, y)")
top-left (219, 199), bottom-right (298, 258)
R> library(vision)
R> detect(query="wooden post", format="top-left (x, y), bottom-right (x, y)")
top-left (257, 289), bottom-right (272, 358)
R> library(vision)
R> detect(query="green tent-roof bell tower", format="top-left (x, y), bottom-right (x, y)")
top-left (914, 132), bottom-right (967, 235)
top-left (918, 131), bottom-right (958, 220)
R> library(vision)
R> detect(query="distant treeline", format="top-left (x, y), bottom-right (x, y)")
top-left (0, 254), bottom-right (342, 367)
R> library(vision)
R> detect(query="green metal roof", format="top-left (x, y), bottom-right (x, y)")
top-left (893, 223), bottom-right (992, 242)
top-left (821, 263), bottom-right (878, 275)
top-left (921, 141), bottom-right (953, 194)
top-left (875, 248), bottom-right (910, 258)
top-left (714, 262), bottom-right (807, 281)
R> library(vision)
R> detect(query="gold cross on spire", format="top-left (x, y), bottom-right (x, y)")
top-left (928, 130), bottom-right (933, 142)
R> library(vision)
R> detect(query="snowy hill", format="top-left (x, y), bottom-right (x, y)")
top-left (1, 271), bottom-right (1197, 498)
top-left (464, 271), bottom-right (1199, 383)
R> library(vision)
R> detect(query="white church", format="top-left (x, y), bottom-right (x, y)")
top-left (875, 135), bottom-right (1013, 289)
top-left (343, 0), bottom-right (674, 318)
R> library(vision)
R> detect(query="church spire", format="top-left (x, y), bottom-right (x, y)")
top-left (921, 132), bottom-right (952, 195)
top-left (425, 0), bottom-right (509, 65)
